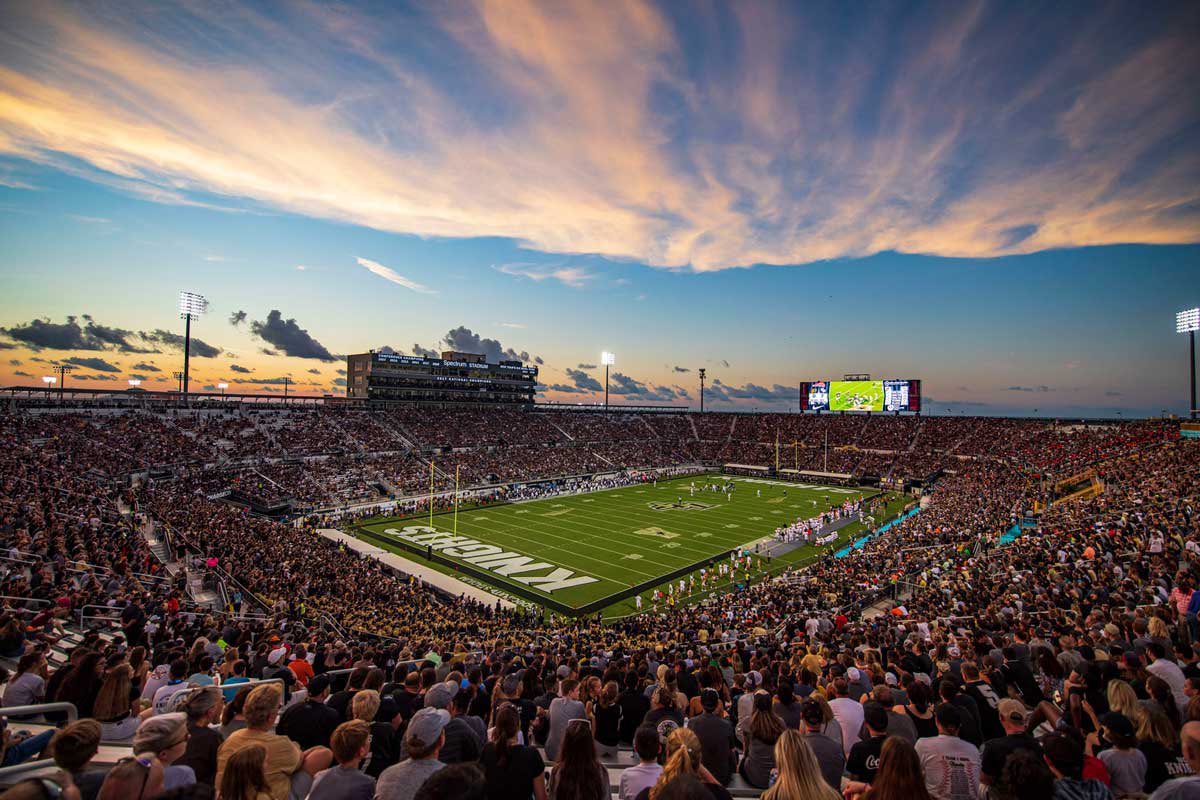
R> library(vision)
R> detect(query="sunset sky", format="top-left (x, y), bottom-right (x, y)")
top-left (0, 1), bottom-right (1197, 416)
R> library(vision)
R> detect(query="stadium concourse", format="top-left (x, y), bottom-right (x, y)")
top-left (0, 403), bottom-right (1197, 800)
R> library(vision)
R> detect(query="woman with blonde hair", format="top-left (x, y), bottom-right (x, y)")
top-left (764, 730), bottom-right (839, 800)
top-left (1137, 707), bottom-right (1189, 793)
top-left (220, 647), bottom-right (241, 681)
top-left (638, 728), bottom-right (730, 800)
top-left (1106, 680), bottom-right (1140, 723)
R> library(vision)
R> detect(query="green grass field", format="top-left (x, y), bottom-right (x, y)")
top-left (354, 475), bottom-right (904, 616)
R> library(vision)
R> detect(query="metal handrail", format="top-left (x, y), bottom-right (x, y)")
top-left (0, 596), bottom-right (53, 608)
top-left (0, 549), bottom-right (169, 585)
top-left (0, 701), bottom-right (77, 721)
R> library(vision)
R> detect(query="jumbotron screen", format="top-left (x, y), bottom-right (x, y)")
top-left (800, 379), bottom-right (921, 412)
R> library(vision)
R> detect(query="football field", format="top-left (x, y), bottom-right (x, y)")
top-left (355, 475), bottom-right (898, 616)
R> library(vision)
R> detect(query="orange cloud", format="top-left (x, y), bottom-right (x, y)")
top-left (0, 1), bottom-right (1194, 273)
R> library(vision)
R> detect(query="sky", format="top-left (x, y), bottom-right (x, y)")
top-left (0, 0), bottom-right (1197, 417)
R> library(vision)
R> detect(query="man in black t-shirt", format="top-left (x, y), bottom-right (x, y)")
top-left (847, 703), bottom-right (889, 783)
top-left (120, 599), bottom-right (145, 648)
top-left (687, 690), bottom-right (736, 786)
top-left (979, 699), bottom-right (1042, 786)
top-left (277, 674), bottom-right (341, 750)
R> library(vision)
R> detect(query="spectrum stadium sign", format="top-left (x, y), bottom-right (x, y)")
top-left (800, 379), bottom-right (921, 412)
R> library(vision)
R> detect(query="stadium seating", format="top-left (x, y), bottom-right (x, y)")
top-left (0, 404), bottom-right (1195, 800)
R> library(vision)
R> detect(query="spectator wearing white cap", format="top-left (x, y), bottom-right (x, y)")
top-left (735, 671), bottom-right (763, 746)
top-left (376, 707), bottom-right (449, 800)
top-left (261, 645), bottom-right (296, 705)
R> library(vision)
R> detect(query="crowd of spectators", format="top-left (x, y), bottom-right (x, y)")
top-left (0, 405), bottom-right (1197, 800)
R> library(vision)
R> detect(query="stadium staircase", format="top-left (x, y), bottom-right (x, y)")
top-left (545, 417), bottom-right (576, 442)
top-left (686, 414), bottom-right (700, 442)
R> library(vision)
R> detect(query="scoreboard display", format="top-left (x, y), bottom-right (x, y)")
top-left (800, 379), bottom-right (921, 412)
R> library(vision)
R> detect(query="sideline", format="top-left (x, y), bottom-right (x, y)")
top-left (317, 529), bottom-right (516, 610)
top-left (833, 506), bottom-right (921, 557)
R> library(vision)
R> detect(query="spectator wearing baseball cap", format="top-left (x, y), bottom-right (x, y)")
top-left (277, 672), bottom-right (341, 751)
top-left (421, 680), bottom-right (481, 764)
top-left (1096, 712), bottom-right (1147, 797)
top-left (980, 699), bottom-right (1041, 786)
top-left (800, 697), bottom-right (845, 790)
top-left (686, 689), bottom-right (736, 786)
top-left (914, 704), bottom-right (981, 800)
top-left (376, 707), bottom-right (449, 800)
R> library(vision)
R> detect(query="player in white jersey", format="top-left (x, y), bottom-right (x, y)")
top-left (635, 594), bottom-right (642, 610)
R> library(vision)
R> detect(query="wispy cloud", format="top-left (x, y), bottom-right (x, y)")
top-left (0, 2), bottom-right (1194, 272)
top-left (356, 257), bottom-right (437, 294)
top-left (498, 322), bottom-right (527, 329)
top-left (203, 255), bottom-right (226, 262)
top-left (494, 263), bottom-right (595, 289)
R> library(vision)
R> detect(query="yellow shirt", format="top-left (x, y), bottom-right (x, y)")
top-left (216, 728), bottom-right (301, 800)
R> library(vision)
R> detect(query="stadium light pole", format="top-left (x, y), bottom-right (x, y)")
top-left (601, 351), bottom-right (615, 411)
top-left (53, 364), bottom-right (73, 402)
top-left (698, 368), bottom-right (706, 413)
top-left (218, 382), bottom-right (228, 398)
top-left (1178, 308), bottom-right (1199, 419)
top-left (178, 291), bottom-right (208, 405)
top-left (127, 379), bottom-right (141, 389)
top-left (173, 371), bottom-right (184, 393)
top-left (282, 376), bottom-right (292, 399)
top-left (42, 375), bottom-right (55, 400)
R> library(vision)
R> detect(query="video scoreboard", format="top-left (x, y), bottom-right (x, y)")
top-left (800, 379), bottom-right (921, 412)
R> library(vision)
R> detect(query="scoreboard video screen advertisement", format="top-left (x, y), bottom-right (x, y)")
top-left (801, 379), bottom-right (921, 412)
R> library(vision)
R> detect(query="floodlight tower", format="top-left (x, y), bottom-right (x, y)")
top-left (127, 379), bottom-right (141, 389)
top-left (178, 291), bottom-right (208, 404)
top-left (42, 375), bottom-right (55, 399)
top-left (698, 368), bottom-right (706, 413)
top-left (1178, 307), bottom-right (1199, 419)
top-left (601, 351), bottom-right (615, 410)
top-left (52, 364), bottom-right (74, 401)
top-left (173, 371), bottom-right (185, 393)
top-left (218, 382), bottom-right (228, 398)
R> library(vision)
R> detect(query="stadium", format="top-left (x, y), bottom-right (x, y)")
top-left (0, 3), bottom-right (1199, 800)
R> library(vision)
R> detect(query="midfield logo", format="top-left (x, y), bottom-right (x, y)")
top-left (648, 501), bottom-right (715, 511)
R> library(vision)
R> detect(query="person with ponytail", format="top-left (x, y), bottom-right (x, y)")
top-left (635, 728), bottom-right (731, 800)
top-left (763, 730), bottom-right (840, 800)
top-left (481, 704), bottom-right (547, 800)
top-left (740, 692), bottom-right (786, 789)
